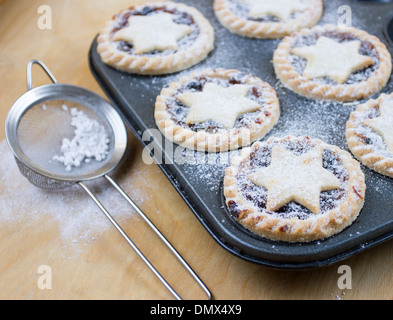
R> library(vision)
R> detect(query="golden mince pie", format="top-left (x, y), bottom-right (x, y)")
top-left (154, 69), bottom-right (280, 152)
top-left (97, 2), bottom-right (214, 75)
top-left (213, 0), bottom-right (323, 39)
top-left (224, 136), bottom-right (366, 242)
top-left (273, 25), bottom-right (392, 102)
top-left (346, 93), bottom-right (393, 178)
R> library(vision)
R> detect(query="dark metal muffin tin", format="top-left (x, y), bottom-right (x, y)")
top-left (89, 0), bottom-right (393, 269)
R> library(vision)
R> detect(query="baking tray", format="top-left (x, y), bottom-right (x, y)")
top-left (88, 0), bottom-right (393, 269)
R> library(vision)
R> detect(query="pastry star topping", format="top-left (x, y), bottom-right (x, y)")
top-left (112, 12), bottom-right (193, 54)
top-left (239, 0), bottom-right (307, 21)
top-left (248, 146), bottom-right (341, 214)
top-left (362, 96), bottom-right (393, 153)
top-left (291, 36), bottom-right (374, 84)
top-left (177, 83), bottom-right (261, 129)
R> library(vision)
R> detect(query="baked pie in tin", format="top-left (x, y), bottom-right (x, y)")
top-left (273, 24), bottom-right (392, 102)
top-left (97, 1), bottom-right (215, 75)
top-left (154, 68), bottom-right (280, 152)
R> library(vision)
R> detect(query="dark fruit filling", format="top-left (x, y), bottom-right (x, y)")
top-left (227, 0), bottom-right (302, 22)
top-left (231, 138), bottom-right (349, 220)
top-left (290, 31), bottom-right (379, 85)
top-left (356, 105), bottom-right (380, 146)
top-left (166, 73), bottom-right (269, 133)
top-left (110, 6), bottom-right (199, 55)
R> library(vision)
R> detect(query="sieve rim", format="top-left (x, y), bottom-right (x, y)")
top-left (5, 83), bottom-right (128, 183)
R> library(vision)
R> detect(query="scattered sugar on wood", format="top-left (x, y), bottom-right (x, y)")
top-left (0, 140), bottom-right (149, 256)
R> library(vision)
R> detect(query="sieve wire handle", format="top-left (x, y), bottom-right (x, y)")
top-left (79, 178), bottom-right (212, 301)
top-left (78, 181), bottom-right (182, 300)
top-left (104, 175), bottom-right (213, 300)
top-left (26, 60), bottom-right (58, 91)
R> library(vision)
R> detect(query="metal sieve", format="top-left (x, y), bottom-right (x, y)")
top-left (5, 60), bottom-right (211, 300)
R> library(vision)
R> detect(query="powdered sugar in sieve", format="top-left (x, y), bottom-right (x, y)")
top-left (52, 107), bottom-right (110, 172)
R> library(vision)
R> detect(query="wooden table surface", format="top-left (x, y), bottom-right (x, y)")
top-left (0, 0), bottom-right (392, 300)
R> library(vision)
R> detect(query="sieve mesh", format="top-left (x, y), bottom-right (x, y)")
top-left (15, 157), bottom-right (74, 190)
top-left (16, 99), bottom-right (115, 182)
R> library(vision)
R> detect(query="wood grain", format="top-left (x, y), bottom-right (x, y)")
top-left (0, 0), bottom-right (392, 300)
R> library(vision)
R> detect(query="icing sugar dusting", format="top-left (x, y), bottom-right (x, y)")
top-left (233, 138), bottom-right (349, 220)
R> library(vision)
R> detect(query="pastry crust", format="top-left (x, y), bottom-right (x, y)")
top-left (346, 93), bottom-right (393, 178)
top-left (273, 24), bottom-right (392, 102)
top-left (213, 0), bottom-right (323, 39)
top-left (154, 68), bottom-right (280, 152)
top-left (97, 1), bottom-right (214, 75)
top-left (224, 136), bottom-right (366, 243)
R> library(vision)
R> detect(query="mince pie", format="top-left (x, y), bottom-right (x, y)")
top-left (213, 0), bottom-right (323, 39)
top-left (224, 136), bottom-right (366, 242)
top-left (273, 25), bottom-right (392, 102)
top-left (154, 69), bottom-right (280, 152)
top-left (97, 1), bottom-right (214, 75)
top-left (346, 93), bottom-right (393, 178)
